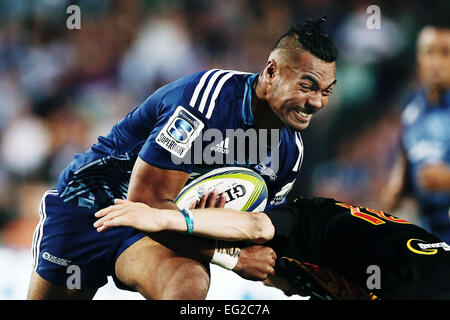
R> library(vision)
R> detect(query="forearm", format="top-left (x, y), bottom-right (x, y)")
top-left (157, 208), bottom-right (275, 243)
top-left (148, 208), bottom-right (274, 271)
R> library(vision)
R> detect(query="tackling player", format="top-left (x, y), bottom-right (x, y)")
top-left (94, 195), bottom-right (450, 300)
top-left (28, 19), bottom-right (338, 299)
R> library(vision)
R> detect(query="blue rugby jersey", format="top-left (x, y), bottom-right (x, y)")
top-left (56, 69), bottom-right (304, 210)
top-left (401, 88), bottom-right (450, 236)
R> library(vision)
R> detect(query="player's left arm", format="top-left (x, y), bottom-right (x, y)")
top-left (94, 198), bottom-right (275, 244)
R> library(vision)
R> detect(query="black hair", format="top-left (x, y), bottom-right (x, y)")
top-left (273, 17), bottom-right (338, 63)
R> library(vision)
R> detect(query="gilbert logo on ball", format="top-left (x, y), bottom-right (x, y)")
top-left (175, 167), bottom-right (268, 212)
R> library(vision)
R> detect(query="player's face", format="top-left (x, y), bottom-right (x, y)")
top-left (418, 28), bottom-right (450, 91)
top-left (265, 51), bottom-right (336, 131)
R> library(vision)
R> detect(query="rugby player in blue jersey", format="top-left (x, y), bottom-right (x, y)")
top-left (28, 18), bottom-right (337, 300)
top-left (384, 24), bottom-right (450, 242)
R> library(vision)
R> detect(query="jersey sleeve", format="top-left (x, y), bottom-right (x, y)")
top-left (264, 202), bottom-right (302, 254)
top-left (264, 197), bottom-right (339, 264)
top-left (138, 76), bottom-right (209, 173)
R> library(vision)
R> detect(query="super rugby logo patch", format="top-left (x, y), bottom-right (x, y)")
top-left (156, 106), bottom-right (204, 158)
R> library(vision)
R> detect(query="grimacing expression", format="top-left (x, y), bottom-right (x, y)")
top-left (418, 27), bottom-right (450, 91)
top-left (265, 50), bottom-right (337, 131)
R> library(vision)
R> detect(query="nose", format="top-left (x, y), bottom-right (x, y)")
top-left (307, 91), bottom-right (323, 110)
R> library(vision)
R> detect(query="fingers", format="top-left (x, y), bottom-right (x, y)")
top-left (268, 265), bottom-right (276, 276)
top-left (262, 246), bottom-right (277, 263)
top-left (195, 189), bottom-right (227, 209)
top-left (95, 225), bottom-right (109, 233)
top-left (94, 201), bottom-right (127, 218)
top-left (234, 245), bottom-right (277, 281)
top-left (189, 200), bottom-right (198, 210)
top-left (94, 199), bottom-right (157, 233)
top-left (206, 189), bottom-right (219, 208)
top-left (93, 199), bottom-right (132, 229)
top-left (103, 215), bottom-right (130, 228)
top-left (268, 248), bottom-right (276, 276)
top-left (114, 198), bottom-right (129, 205)
top-left (198, 192), bottom-right (208, 208)
top-left (217, 192), bottom-right (227, 208)
top-left (187, 190), bottom-right (228, 210)
top-left (261, 247), bottom-right (276, 278)
top-left (96, 214), bottom-right (131, 232)
top-left (271, 248), bottom-right (277, 260)
top-left (93, 208), bottom-right (126, 229)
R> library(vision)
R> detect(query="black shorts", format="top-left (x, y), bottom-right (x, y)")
top-left (266, 197), bottom-right (450, 299)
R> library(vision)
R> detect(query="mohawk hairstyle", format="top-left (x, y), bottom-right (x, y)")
top-left (272, 17), bottom-right (338, 63)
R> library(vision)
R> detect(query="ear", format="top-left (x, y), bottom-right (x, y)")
top-left (263, 59), bottom-right (278, 85)
top-left (266, 59), bottom-right (277, 77)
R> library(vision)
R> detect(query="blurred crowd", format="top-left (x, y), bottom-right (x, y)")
top-left (0, 0), bottom-right (448, 249)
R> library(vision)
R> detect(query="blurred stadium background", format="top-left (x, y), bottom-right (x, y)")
top-left (0, 0), bottom-right (448, 299)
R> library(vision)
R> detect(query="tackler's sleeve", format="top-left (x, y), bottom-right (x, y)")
top-left (264, 202), bottom-right (303, 257)
top-left (264, 198), bottom-right (336, 264)
top-left (265, 203), bottom-right (300, 240)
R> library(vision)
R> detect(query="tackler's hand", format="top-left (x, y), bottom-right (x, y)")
top-left (93, 199), bottom-right (165, 233)
top-left (233, 245), bottom-right (277, 281)
top-left (189, 189), bottom-right (227, 209)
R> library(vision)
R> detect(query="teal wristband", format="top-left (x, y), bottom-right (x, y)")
top-left (179, 209), bottom-right (194, 234)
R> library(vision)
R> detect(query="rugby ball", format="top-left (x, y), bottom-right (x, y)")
top-left (175, 167), bottom-right (268, 212)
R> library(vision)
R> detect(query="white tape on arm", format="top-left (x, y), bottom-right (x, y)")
top-left (210, 240), bottom-right (241, 270)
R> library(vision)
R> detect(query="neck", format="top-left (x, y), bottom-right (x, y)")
top-left (251, 76), bottom-right (285, 130)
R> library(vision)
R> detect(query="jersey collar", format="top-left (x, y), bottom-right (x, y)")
top-left (241, 73), bottom-right (259, 127)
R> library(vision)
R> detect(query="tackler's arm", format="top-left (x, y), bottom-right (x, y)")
top-left (94, 198), bottom-right (274, 244)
